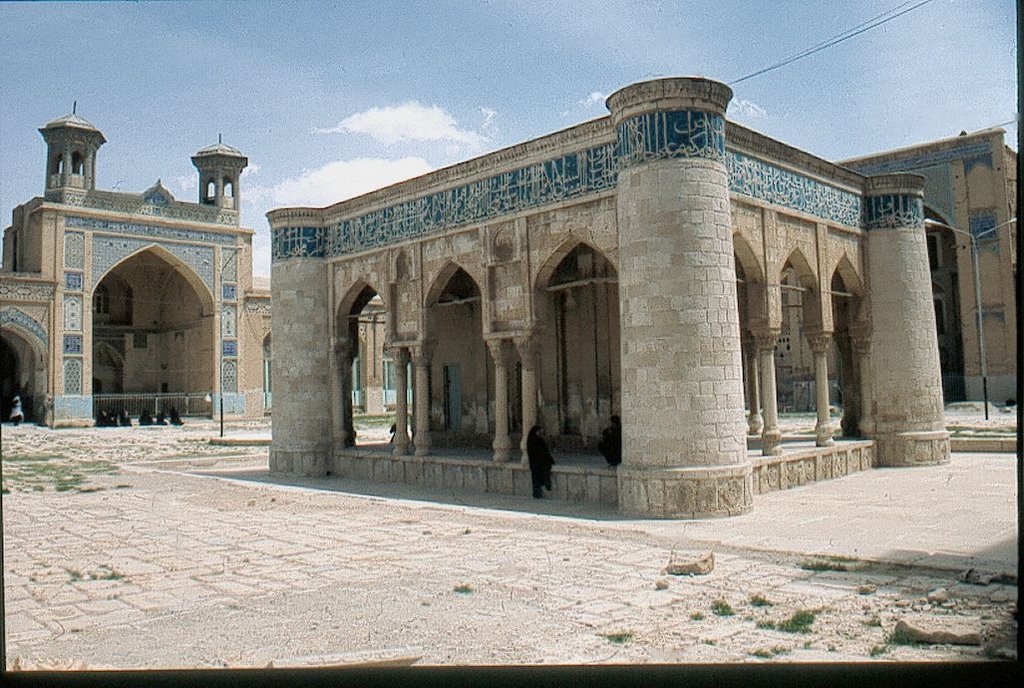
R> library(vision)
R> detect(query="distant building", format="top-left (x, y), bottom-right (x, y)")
top-left (1, 113), bottom-right (270, 426)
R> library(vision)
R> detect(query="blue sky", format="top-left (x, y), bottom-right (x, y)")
top-left (0, 0), bottom-right (1016, 277)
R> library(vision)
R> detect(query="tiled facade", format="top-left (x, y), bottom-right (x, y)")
top-left (1, 115), bottom-right (271, 426)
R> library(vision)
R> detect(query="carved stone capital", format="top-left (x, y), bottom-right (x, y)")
top-left (486, 337), bottom-right (511, 365)
top-left (513, 334), bottom-right (538, 361)
top-left (807, 332), bottom-right (832, 354)
top-left (409, 343), bottom-right (432, 367)
top-left (751, 329), bottom-right (779, 352)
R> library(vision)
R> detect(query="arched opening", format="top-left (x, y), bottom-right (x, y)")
top-left (223, 179), bottom-right (235, 209)
top-left (775, 252), bottom-right (819, 412)
top-left (924, 215), bottom-right (965, 401)
top-left (1, 329), bottom-right (45, 424)
top-left (50, 155), bottom-right (63, 176)
top-left (337, 282), bottom-right (388, 445)
top-left (71, 150), bottom-right (85, 175)
top-left (204, 179), bottom-right (217, 205)
top-left (830, 261), bottom-right (863, 436)
top-left (535, 243), bottom-right (619, 451)
top-left (734, 236), bottom-right (766, 424)
top-left (91, 247), bottom-right (215, 418)
top-left (425, 265), bottom-right (486, 446)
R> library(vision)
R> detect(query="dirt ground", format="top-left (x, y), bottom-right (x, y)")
top-left (1, 408), bottom-right (1017, 669)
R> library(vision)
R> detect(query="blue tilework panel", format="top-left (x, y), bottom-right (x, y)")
top-left (65, 271), bottom-right (83, 291)
top-left (64, 334), bottom-right (83, 354)
top-left (91, 236), bottom-right (214, 291)
top-left (726, 152), bottom-right (862, 228)
top-left (864, 194), bottom-right (924, 230)
top-left (222, 340), bottom-right (238, 356)
top-left (0, 307), bottom-right (48, 347)
top-left (616, 111), bottom-right (725, 167)
top-left (65, 215), bottom-right (236, 246)
top-left (273, 127), bottom-right (872, 260)
top-left (222, 284), bottom-right (237, 301)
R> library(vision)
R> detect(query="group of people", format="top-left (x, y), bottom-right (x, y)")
top-left (96, 407), bottom-right (184, 427)
top-left (525, 415), bottom-right (622, 499)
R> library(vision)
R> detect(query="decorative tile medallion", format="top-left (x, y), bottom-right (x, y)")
top-left (222, 284), bottom-right (237, 301)
top-left (221, 305), bottom-right (237, 337)
top-left (222, 340), bottom-right (238, 357)
top-left (65, 271), bottom-right (83, 291)
top-left (64, 232), bottom-right (85, 269)
top-left (64, 334), bottom-right (83, 354)
top-left (63, 294), bottom-right (82, 331)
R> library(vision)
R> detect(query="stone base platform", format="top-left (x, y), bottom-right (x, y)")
top-left (320, 438), bottom-right (876, 513)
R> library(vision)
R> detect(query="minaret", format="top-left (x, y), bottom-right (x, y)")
top-left (39, 106), bottom-right (106, 199)
top-left (191, 135), bottom-right (248, 212)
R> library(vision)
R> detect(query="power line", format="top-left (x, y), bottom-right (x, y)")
top-left (729, 0), bottom-right (939, 86)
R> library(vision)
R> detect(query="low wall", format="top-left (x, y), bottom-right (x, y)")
top-left (750, 441), bottom-right (875, 495)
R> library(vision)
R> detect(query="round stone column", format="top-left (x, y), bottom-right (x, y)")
top-left (863, 174), bottom-right (949, 466)
top-left (608, 77), bottom-right (752, 518)
top-left (269, 251), bottom-right (332, 477)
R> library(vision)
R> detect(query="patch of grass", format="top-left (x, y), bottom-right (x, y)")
top-left (749, 594), bottom-right (773, 607)
top-left (711, 599), bottom-right (735, 616)
top-left (114, 484), bottom-right (132, 490)
top-left (65, 568), bottom-right (84, 582)
top-left (886, 625), bottom-right (919, 646)
top-left (76, 486), bottom-right (105, 493)
top-left (702, 639), bottom-right (716, 646)
top-left (602, 631), bottom-right (634, 644)
top-left (863, 615), bottom-right (882, 627)
top-left (799, 558), bottom-right (850, 572)
top-left (453, 584), bottom-right (473, 594)
top-left (857, 585), bottom-right (877, 595)
top-left (869, 645), bottom-right (888, 657)
top-left (802, 640), bottom-right (813, 649)
top-left (95, 565), bottom-right (125, 581)
top-left (753, 642), bottom-right (790, 659)
top-left (761, 609), bottom-right (818, 634)
top-left (690, 612), bottom-right (705, 621)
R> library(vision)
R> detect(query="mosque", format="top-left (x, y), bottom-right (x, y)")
top-left (266, 77), bottom-right (1016, 518)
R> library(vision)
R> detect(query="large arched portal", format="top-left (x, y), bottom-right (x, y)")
top-left (536, 243), bottom-right (620, 451)
top-left (91, 247), bottom-right (215, 415)
top-left (1, 329), bottom-right (45, 423)
top-left (336, 282), bottom-right (387, 447)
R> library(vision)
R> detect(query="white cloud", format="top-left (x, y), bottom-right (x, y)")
top-left (314, 102), bottom-right (488, 149)
top-left (241, 163), bottom-right (261, 178)
top-left (580, 91), bottom-right (609, 108)
top-left (728, 98), bottom-right (767, 121)
top-left (479, 106), bottom-right (497, 131)
top-left (175, 172), bottom-right (198, 196)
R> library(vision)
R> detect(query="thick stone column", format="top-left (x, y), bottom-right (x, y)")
top-left (269, 257), bottom-right (331, 477)
top-left (863, 174), bottom-right (949, 466)
top-left (809, 333), bottom-right (835, 447)
top-left (515, 336), bottom-right (538, 464)
top-left (849, 330), bottom-right (872, 437)
top-left (411, 345), bottom-right (432, 457)
top-left (755, 331), bottom-right (782, 456)
top-left (744, 341), bottom-right (763, 435)
top-left (608, 78), bottom-right (751, 518)
top-left (392, 347), bottom-right (410, 455)
top-left (487, 338), bottom-right (512, 462)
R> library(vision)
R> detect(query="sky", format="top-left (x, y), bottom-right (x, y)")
top-left (0, 0), bottom-right (1016, 278)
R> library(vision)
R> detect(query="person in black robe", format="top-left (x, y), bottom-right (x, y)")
top-left (526, 425), bottom-right (554, 499)
top-left (169, 407), bottom-right (184, 426)
top-left (155, 410), bottom-right (168, 426)
top-left (139, 410), bottom-right (154, 426)
top-left (118, 409), bottom-right (132, 427)
top-left (598, 415), bottom-right (622, 467)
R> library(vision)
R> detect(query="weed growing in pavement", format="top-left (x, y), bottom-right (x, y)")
top-left (749, 594), bottom-right (773, 607)
top-left (863, 615), bottom-right (882, 627)
top-left (702, 639), bottom-right (716, 646)
top-left (65, 568), bottom-right (84, 582)
top-left (751, 645), bottom-right (790, 658)
top-left (96, 565), bottom-right (125, 581)
top-left (869, 645), bottom-right (888, 657)
top-left (453, 584), bottom-right (473, 594)
top-left (690, 612), bottom-right (705, 621)
top-left (711, 599), bottom-right (735, 616)
top-left (759, 609), bottom-right (817, 633)
top-left (602, 631), bottom-right (634, 644)
top-left (799, 558), bottom-right (852, 572)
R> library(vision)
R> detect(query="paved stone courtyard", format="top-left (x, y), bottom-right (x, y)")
top-left (1, 409), bottom-right (1017, 668)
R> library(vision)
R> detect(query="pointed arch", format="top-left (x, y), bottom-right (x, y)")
top-left (732, 233), bottom-right (763, 284)
top-left (93, 243), bottom-right (214, 309)
top-left (830, 253), bottom-right (863, 297)
top-left (425, 261), bottom-right (482, 307)
top-left (337, 278), bottom-right (387, 320)
top-left (534, 239), bottom-right (618, 292)
top-left (780, 247), bottom-right (817, 288)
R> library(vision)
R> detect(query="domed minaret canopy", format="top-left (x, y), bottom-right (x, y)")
top-left (39, 106), bottom-right (106, 194)
top-left (191, 135), bottom-right (248, 210)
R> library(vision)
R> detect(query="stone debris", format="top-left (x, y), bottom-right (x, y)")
top-left (857, 585), bottom-right (877, 595)
top-left (654, 579), bottom-right (669, 591)
top-left (893, 619), bottom-right (981, 646)
top-left (926, 588), bottom-right (948, 604)
top-left (664, 551), bottom-right (714, 576)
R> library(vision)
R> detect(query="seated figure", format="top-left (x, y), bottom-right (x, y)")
top-left (169, 407), bottom-right (184, 426)
top-left (598, 415), bottom-right (622, 467)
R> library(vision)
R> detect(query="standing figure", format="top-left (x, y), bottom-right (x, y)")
top-left (525, 425), bottom-right (554, 499)
top-left (598, 415), bottom-right (622, 467)
top-left (9, 395), bottom-right (24, 426)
